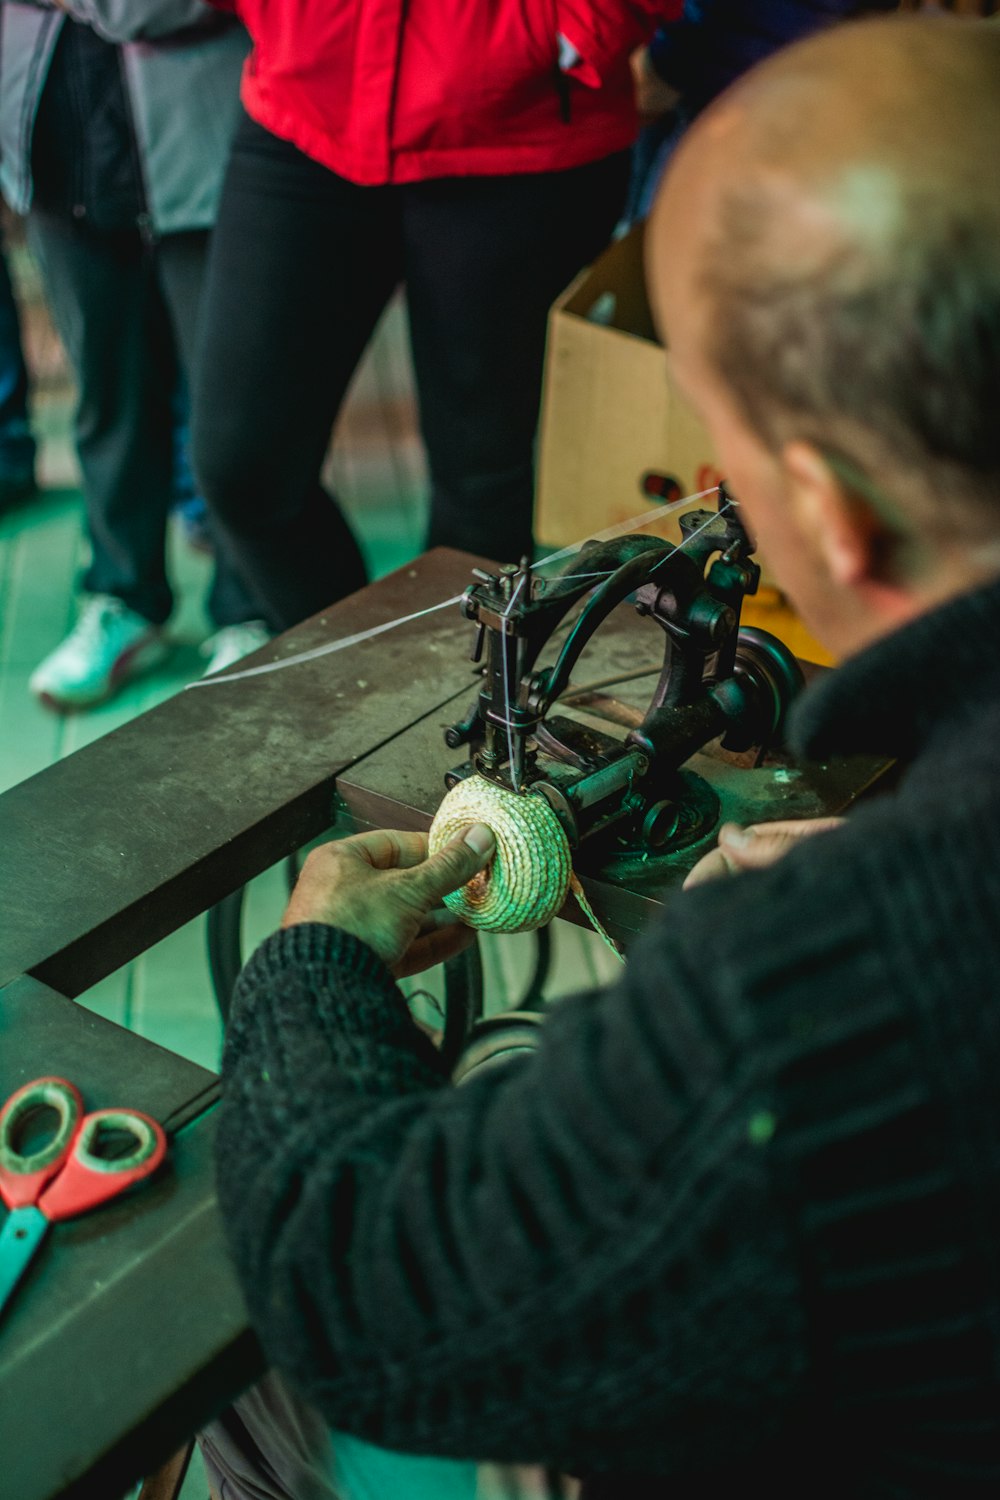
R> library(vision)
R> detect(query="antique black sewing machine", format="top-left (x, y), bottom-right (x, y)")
top-left (443, 487), bottom-right (806, 875)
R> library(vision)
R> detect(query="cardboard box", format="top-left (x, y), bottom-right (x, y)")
top-left (534, 224), bottom-right (833, 663)
top-left (536, 221), bottom-right (722, 548)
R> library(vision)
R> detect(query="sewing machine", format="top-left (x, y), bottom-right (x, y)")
top-left (442, 487), bottom-right (810, 880)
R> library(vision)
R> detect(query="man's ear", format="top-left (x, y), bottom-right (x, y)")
top-left (780, 439), bottom-right (886, 588)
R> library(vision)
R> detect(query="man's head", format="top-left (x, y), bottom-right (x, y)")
top-left (648, 16), bottom-right (1000, 658)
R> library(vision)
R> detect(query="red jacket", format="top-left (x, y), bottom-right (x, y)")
top-left (214, 1), bottom-right (682, 184)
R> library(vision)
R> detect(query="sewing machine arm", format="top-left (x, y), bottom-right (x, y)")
top-left (444, 491), bottom-right (804, 855)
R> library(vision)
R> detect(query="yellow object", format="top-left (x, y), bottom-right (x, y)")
top-left (536, 223), bottom-right (718, 550)
top-left (429, 777), bottom-right (572, 932)
top-left (741, 592), bottom-right (835, 667)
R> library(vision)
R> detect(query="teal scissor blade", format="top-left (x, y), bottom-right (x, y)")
top-left (0, 1205), bottom-right (48, 1321)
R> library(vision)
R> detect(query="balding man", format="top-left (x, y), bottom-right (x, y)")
top-left (204, 16), bottom-right (1000, 1498)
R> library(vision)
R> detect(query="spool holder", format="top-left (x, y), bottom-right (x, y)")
top-left (443, 486), bottom-right (805, 864)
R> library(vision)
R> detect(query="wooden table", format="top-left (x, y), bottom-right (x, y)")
top-left (0, 549), bottom-right (886, 1497)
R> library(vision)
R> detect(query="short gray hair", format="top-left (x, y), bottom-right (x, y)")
top-left (700, 167), bottom-right (1000, 545)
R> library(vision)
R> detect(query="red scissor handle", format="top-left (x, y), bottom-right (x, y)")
top-left (0, 1077), bottom-right (83, 1209)
top-left (38, 1109), bottom-right (167, 1222)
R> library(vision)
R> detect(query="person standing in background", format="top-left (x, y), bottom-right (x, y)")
top-left (628, 0), bottom-right (898, 221)
top-left (0, 0), bottom-right (270, 711)
top-left (192, 1), bottom-right (684, 635)
top-left (0, 236), bottom-right (37, 510)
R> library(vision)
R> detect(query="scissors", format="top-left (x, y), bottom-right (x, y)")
top-left (0, 1076), bottom-right (167, 1321)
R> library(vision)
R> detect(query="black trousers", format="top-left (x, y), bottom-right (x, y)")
top-left (27, 213), bottom-right (260, 627)
top-left (192, 111), bottom-right (630, 633)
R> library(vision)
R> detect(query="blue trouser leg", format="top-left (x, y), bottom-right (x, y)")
top-left (0, 243), bottom-right (36, 482)
top-left (26, 213), bottom-right (262, 626)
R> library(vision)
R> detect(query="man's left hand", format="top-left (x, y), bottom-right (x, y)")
top-left (282, 826), bottom-right (495, 978)
top-left (683, 817), bottom-right (844, 889)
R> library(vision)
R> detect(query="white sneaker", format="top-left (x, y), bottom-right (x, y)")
top-left (201, 620), bottom-right (272, 676)
top-left (30, 594), bottom-right (167, 711)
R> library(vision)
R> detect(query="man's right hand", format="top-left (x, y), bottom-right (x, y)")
top-left (281, 825), bottom-right (495, 978)
top-left (683, 817), bottom-right (844, 889)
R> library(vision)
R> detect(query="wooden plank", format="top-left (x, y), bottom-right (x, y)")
top-left (0, 550), bottom-right (485, 996)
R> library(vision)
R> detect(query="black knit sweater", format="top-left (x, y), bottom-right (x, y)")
top-left (217, 578), bottom-right (1000, 1496)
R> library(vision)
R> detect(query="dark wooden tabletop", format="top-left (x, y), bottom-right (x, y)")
top-left (0, 550), bottom-right (484, 999)
top-left (0, 977), bottom-right (256, 1500)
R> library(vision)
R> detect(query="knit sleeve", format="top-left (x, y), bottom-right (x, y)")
top-left (215, 913), bottom-right (805, 1472)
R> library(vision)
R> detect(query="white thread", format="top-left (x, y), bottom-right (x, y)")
top-left (649, 495), bottom-right (735, 577)
top-left (187, 484), bottom-right (725, 690)
top-left (186, 594), bottom-right (464, 688)
top-left (536, 485), bottom-right (722, 573)
top-left (491, 489), bottom-right (726, 791)
top-left (552, 496), bottom-right (735, 588)
top-left (500, 571), bottom-right (529, 791)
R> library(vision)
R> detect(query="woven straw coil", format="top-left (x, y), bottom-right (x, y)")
top-left (428, 776), bottom-right (572, 933)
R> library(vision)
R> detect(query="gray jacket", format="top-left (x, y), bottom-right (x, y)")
top-left (0, 0), bottom-right (248, 233)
